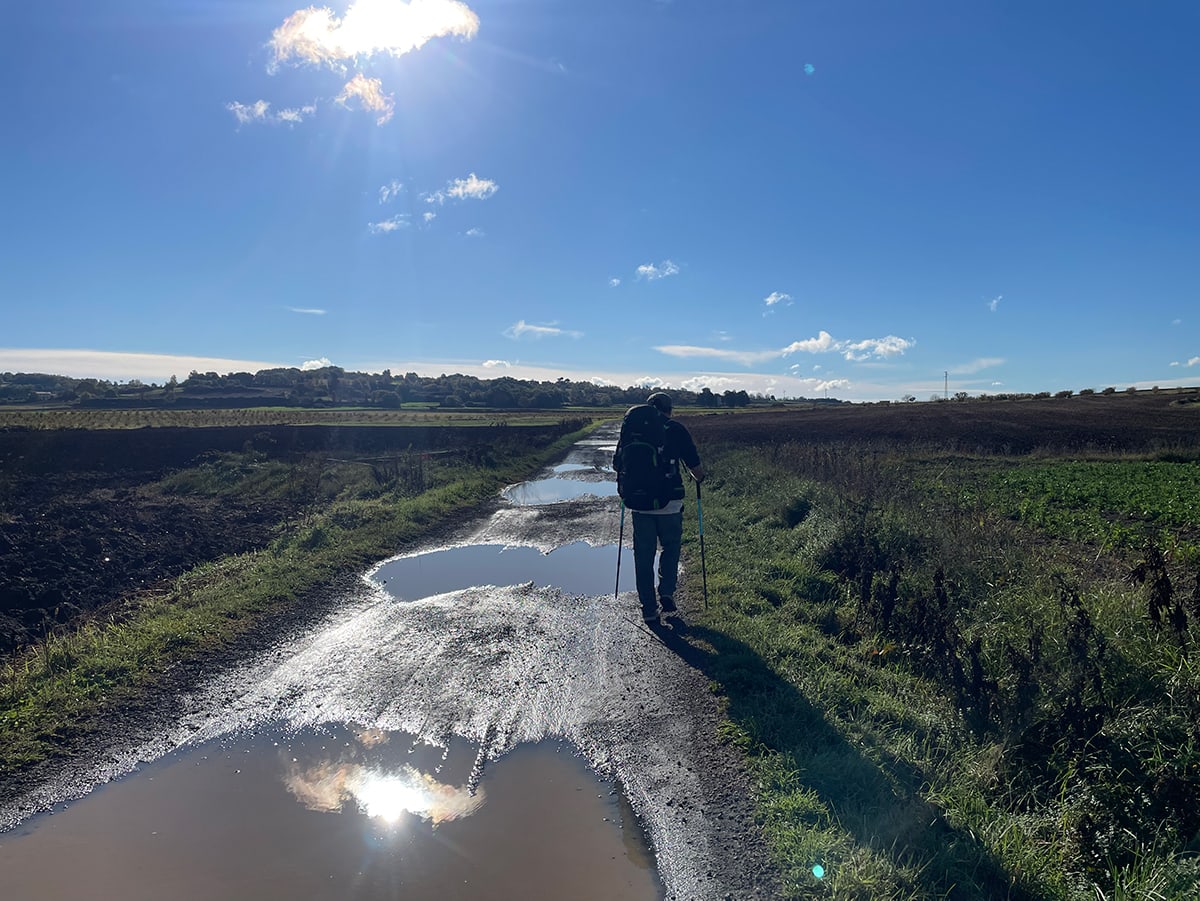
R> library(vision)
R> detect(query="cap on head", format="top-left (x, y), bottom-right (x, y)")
top-left (647, 392), bottom-right (672, 415)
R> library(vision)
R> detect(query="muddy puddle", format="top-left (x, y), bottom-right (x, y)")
top-left (370, 541), bottom-right (634, 600)
top-left (0, 724), bottom-right (659, 901)
top-left (1, 425), bottom-right (767, 900)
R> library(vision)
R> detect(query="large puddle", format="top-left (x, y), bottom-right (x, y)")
top-left (371, 541), bottom-right (634, 599)
top-left (0, 725), bottom-right (659, 901)
top-left (0, 430), bottom-right (664, 900)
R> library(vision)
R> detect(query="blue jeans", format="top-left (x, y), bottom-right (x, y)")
top-left (631, 511), bottom-right (682, 620)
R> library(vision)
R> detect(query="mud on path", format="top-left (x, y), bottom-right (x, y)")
top-left (2, 426), bottom-right (780, 901)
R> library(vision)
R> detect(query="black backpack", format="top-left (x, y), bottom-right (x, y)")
top-left (614, 404), bottom-right (672, 511)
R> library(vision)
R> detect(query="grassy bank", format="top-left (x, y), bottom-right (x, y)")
top-left (0, 422), bottom-right (596, 776)
top-left (678, 438), bottom-right (1200, 899)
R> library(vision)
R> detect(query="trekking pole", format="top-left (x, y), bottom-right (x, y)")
top-left (696, 481), bottom-right (708, 609)
top-left (615, 500), bottom-right (625, 601)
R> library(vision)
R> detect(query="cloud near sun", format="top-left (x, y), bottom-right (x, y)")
top-left (655, 331), bottom-right (915, 366)
top-left (232, 0), bottom-right (480, 126)
top-left (270, 0), bottom-right (480, 68)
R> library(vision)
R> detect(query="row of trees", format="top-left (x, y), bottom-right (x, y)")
top-left (0, 368), bottom-right (779, 410)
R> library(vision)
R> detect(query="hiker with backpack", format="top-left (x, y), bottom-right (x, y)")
top-left (613, 392), bottom-right (705, 627)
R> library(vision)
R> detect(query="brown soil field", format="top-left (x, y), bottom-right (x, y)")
top-left (681, 391), bottom-right (1200, 454)
top-left (0, 423), bottom-right (574, 655)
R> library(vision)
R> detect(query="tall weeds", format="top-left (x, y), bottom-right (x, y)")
top-left (687, 435), bottom-right (1200, 898)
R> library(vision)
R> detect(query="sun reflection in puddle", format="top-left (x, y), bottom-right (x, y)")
top-left (282, 726), bottom-right (484, 826)
top-left (0, 724), bottom-right (660, 900)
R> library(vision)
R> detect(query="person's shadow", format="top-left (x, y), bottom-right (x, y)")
top-left (654, 619), bottom-right (1040, 900)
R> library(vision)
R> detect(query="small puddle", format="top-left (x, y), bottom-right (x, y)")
top-left (552, 462), bottom-right (605, 474)
top-left (503, 477), bottom-right (618, 505)
top-left (0, 725), bottom-right (660, 901)
top-left (371, 541), bottom-right (634, 600)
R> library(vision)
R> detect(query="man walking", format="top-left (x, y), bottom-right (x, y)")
top-left (614, 392), bottom-right (705, 626)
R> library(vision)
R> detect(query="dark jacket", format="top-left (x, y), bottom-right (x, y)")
top-left (660, 419), bottom-right (701, 502)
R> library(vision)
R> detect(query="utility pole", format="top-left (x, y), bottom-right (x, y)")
top-left (944, 371), bottom-right (949, 400)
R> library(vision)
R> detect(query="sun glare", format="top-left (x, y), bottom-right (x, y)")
top-left (355, 771), bottom-right (433, 823)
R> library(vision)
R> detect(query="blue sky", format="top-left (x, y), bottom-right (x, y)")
top-left (3, 0), bottom-right (1197, 401)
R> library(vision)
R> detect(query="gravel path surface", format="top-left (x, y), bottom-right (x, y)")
top-left (2, 426), bottom-right (780, 901)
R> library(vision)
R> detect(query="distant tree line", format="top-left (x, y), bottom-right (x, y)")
top-left (0, 368), bottom-right (819, 410)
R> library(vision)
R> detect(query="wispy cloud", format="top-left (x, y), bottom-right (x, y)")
top-left (988, 295), bottom-right (1002, 312)
top-left (764, 291), bottom-right (792, 307)
top-left (609, 277), bottom-right (621, 288)
top-left (301, 357), bottom-right (334, 370)
top-left (336, 73), bottom-right (394, 124)
top-left (368, 215), bottom-right (410, 234)
top-left (653, 345), bottom-right (782, 366)
top-left (503, 320), bottom-right (583, 340)
top-left (656, 330), bottom-right (914, 366)
top-left (379, 180), bottom-right (405, 203)
top-left (425, 173), bottom-right (498, 205)
top-left (226, 99), bottom-right (315, 126)
top-left (289, 307), bottom-right (327, 315)
top-left (0, 349), bottom-right (283, 382)
top-left (636, 260), bottom-right (680, 281)
top-left (465, 227), bottom-right (484, 237)
top-left (950, 357), bottom-right (1005, 375)
top-left (269, 0), bottom-right (480, 70)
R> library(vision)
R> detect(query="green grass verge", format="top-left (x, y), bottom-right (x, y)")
top-left (676, 445), bottom-right (1200, 900)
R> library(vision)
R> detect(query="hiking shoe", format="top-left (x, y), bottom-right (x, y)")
top-left (643, 613), bottom-right (661, 628)
top-left (659, 596), bottom-right (679, 617)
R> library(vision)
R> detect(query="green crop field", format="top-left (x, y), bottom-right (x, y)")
top-left (677, 399), bottom-right (1200, 899)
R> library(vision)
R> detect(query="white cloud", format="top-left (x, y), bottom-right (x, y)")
top-left (301, 357), bottom-right (334, 370)
top-left (289, 307), bottom-right (327, 315)
top-left (423, 211), bottom-right (437, 223)
top-left (503, 320), bottom-right (583, 340)
top-left (447, 173), bottom-right (497, 200)
top-left (988, 295), bottom-right (1002, 312)
top-left (336, 73), bottom-right (394, 124)
top-left (1188, 357), bottom-right (1200, 367)
top-left (609, 278), bottom-right (621, 287)
top-left (0, 349), bottom-right (283, 382)
top-left (482, 359), bottom-right (511, 368)
top-left (656, 330), bottom-right (913, 367)
top-left (226, 100), bottom-right (315, 126)
top-left (950, 357), bottom-right (1005, 375)
top-left (636, 260), bottom-right (680, 281)
top-left (269, 0), bottom-right (480, 70)
top-left (839, 335), bottom-right (913, 361)
top-left (379, 180), bottom-right (405, 203)
top-left (369, 215), bottom-right (410, 234)
top-left (425, 173), bottom-right (498, 205)
top-left (781, 331), bottom-right (836, 355)
top-left (764, 291), bottom-right (792, 307)
top-left (465, 227), bottom-right (484, 237)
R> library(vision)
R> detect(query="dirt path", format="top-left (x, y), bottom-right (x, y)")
top-left (2, 427), bottom-right (778, 900)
